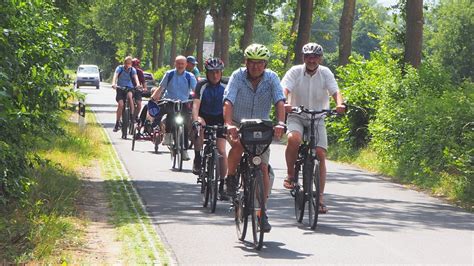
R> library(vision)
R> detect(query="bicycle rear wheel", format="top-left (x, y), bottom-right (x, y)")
top-left (310, 161), bottom-right (321, 229)
top-left (251, 169), bottom-right (265, 250)
top-left (209, 150), bottom-right (220, 213)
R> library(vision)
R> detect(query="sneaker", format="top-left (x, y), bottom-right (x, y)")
top-left (113, 122), bottom-right (120, 132)
top-left (225, 175), bottom-right (237, 198)
top-left (182, 150), bottom-right (190, 161)
top-left (162, 133), bottom-right (172, 146)
top-left (219, 180), bottom-right (229, 201)
top-left (192, 157), bottom-right (201, 175)
top-left (261, 215), bottom-right (272, 233)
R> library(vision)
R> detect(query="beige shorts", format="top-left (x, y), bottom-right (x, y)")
top-left (287, 113), bottom-right (328, 150)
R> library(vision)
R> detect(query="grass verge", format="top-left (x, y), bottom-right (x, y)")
top-left (90, 109), bottom-right (171, 264)
top-left (0, 107), bottom-right (172, 263)
top-left (328, 143), bottom-right (473, 211)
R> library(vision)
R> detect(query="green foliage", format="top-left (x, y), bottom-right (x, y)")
top-left (329, 48), bottom-right (473, 205)
top-left (425, 0), bottom-right (473, 82)
top-left (0, 1), bottom-right (77, 203)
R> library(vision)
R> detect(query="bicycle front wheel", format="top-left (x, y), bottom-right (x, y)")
top-left (209, 150), bottom-right (220, 213)
top-left (121, 103), bottom-right (130, 139)
top-left (303, 158), bottom-right (315, 227)
top-left (177, 125), bottom-right (184, 171)
top-left (235, 169), bottom-right (248, 241)
top-left (251, 168), bottom-right (265, 250)
top-left (310, 161), bottom-right (321, 229)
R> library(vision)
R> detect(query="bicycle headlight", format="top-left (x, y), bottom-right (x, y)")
top-left (252, 156), bottom-right (262, 165)
top-left (175, 115), bottom-right (184, 124)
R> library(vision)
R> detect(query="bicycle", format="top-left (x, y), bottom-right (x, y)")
top-left (289, 105), bottom-right (340, 229)
top-left (116, 86), bottom-right (140, 139)
top-left (233, 119), bottom-right (273, 250)
top-left (131, 100), bottom-right (165, 153)
top-left (196, 124), bottom-right (227, 213)
top-left (163, 99), bottom-right (192, 171)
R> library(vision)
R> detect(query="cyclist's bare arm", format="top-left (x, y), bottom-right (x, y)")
top-left (192, 98), bottom-right (201, 122)
top-left (274, 100), bottom-right (286, 139)
top-left (151, 85), bottom-right (164, 101)
top-left (111, 72), bottom-right (119, 89)
top-left (133, 75), bottom-right (141, 89)
top-left (331, 91), bottom-right (345, 113)
top-left (223, 100), bottom-right (237, 139)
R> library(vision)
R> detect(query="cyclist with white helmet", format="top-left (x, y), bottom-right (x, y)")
top-left (192, 57), bottom-right (228, 198)
top-left (281, 42), bottom-right (345, 214)
top-left (224, 43), bottom-right (286, 232)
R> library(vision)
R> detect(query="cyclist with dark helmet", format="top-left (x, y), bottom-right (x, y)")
top-left (186, 55), bottom-right (201, 81)
top-left (223, 44), bottom-right (286, 232)
top-left (192, 57), bottom-right (228, 199)
top-left (281, 42), bottom-right (345, 214)
top-left (132, 58), bottom-right (147, 121)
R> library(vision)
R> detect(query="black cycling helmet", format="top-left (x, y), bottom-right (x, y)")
top-left (204, 57), bottom-right (224, 71)
top-left (302, 42), bottom-right (323, 55)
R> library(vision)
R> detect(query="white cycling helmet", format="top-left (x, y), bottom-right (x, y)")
top-left (302, 42), bottom-right (323, 55)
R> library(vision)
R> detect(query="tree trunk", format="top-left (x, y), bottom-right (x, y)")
top-left (210, 5), bottom-right (222, 58)
top-left (135, 27), bottom-right (145, 60)
top-left (404, 0), bottom-right (423, 68)
top-left (169, 22), bottom-right (178, 67)
top-left (184, 6), bottom-right (202, 56)
top-left (220, 0), bottom-right (232, 65)
top-left (158, 22), bottom-right (166, 67)
top-left (196, 10), bottom-right (206, 71)
top-left (152, 22), bottom-right (160, 71)
top-left (285, 0), bottom-right (301, 68)
top-left (293, 0), bottom-right (313, 64)
top-left (338, 0), bottom-right (356, 66)
top-left (240, 0), bottom-right (257, 50)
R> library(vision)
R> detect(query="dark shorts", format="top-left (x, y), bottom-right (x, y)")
top-left (115, 88), bottom-right (129, 102)
top-left (200, 113), bottom-right (225, 139)
top-left (116, 88), bottom-right (142, 102)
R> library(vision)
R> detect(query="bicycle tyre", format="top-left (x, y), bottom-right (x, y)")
top-left (172, 128), bottom-right (178, 169)
top-left (235, 185), bottom-right (248, 241)
top-left (310, 161), bottom-right (321, 229)
top-left (128, 112), bottom-right (134, 135)
top-left (303, 158), bottom-right (315, 227)
top-left (153, 131), bottom-right (160, 153)
top-left (294, 165), bottom-right (304, 222)
top-left (177, 125), bottom-right (184, 171)
top-left (210, 150), bottom-right (220, 213)
top-left (131, 126), bottom-right (138, 151)
top-left (121, 102), bottom-right (129, 139)
top-left (251, 168), bottom-right (265, 250)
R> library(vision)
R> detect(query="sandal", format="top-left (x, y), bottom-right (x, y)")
top-left (319, 204), bottom-right (328, 214)
top-left (283, 177), bottom-right (295, 189)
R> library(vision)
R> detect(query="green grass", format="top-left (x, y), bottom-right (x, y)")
top-left (328, 143), bottom-right (473, 211)
top-left (92, 110), bottom-right (170, 264)
top-left (0, 111), bottom-right (93, 263)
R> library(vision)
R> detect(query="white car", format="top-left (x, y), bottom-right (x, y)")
top-left (75, 64), bottom-right (101, 89)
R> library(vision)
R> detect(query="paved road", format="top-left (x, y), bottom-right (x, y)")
top-left (82, 84), bottom-right (473, 265)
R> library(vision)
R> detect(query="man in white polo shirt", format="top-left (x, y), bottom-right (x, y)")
top-left (281, 42), bottom-right (345, 214)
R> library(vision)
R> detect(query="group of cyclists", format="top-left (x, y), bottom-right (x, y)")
top-left (111, 42), bottom-right (345, 234)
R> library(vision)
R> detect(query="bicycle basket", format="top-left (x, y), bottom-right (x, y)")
top-left (239, 119), bottom-right (273, 145)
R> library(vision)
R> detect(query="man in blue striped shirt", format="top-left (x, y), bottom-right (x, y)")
top-left (223, 44), bottom-right (286, 232)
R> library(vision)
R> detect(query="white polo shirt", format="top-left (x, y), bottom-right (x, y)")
top-left (281, 64), bottom-right (339, 111)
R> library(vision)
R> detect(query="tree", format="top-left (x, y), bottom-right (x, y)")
top-left (284, 0), bottom-right (301, 68)
top-left (293, 0), bottom-right (313, 64)
top-left (404, 0), bottom-right (423, 68)
top-left (338, 0), bottom-right (356, 66)
top-left (240, 0), bottom-right (257, 50)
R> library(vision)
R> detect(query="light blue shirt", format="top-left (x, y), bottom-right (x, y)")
top-left (160, 70), bottom-right (197, 101)
top-left (115, 66), bottom-right (136, 88)
top-left (224, 67), bottom-right (286, 123)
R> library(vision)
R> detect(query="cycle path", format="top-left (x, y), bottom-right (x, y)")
top-left (82, 84), bottom-right (473, 265)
